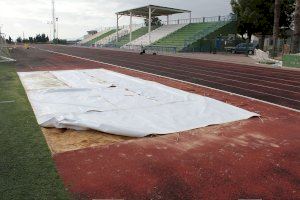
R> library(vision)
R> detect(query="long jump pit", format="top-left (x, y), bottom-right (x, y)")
top-left (18, 65), bottom-right (299, 199)
top-left (19, 69), bottom-right (257, 133)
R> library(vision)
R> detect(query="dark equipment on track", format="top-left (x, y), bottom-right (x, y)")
top-left (140, 49), bottom-right (146, 55)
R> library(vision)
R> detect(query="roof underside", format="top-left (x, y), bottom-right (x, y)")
top-left (116, 5), bottom-right (191, 17)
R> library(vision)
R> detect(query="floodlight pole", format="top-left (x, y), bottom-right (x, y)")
top-left (56, 18), bottom-right (59, 39)
top-left (52, 0), bottom-right (56, 41)
top-left (148, 6), bottom-right (152, 44)
top-left (129, 12), bottom-right (132, 42)
top-left (47, 21), bottom-right (51, 40)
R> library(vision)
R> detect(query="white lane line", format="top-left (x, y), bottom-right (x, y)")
top-left (43, 45), bottom-right (300, 87)
top-left (132, 58), bottom-right (300, 87)
top-left (83, 48), bottom-right (300, 85)
top-left (105, 62), bottom-right (300, 103)
top-left (68, 53), bottom-right (300, 94)
top-left (36, 47), bottom-right (300, 113)
top-left (48, 44), bottom-right (300, 79)
top-left (37, 47), bottom-right (300, 103)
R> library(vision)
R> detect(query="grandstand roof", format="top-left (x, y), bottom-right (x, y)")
top-left (116, 5), bottom-right (191, 17)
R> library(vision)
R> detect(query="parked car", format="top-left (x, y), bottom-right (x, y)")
top-left (227, 43), bottom-right (257, 55)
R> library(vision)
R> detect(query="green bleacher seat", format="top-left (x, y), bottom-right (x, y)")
top-left (153, 21), bottom-right (227, 51)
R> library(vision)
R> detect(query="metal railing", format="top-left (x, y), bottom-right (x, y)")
top-left (161, 14), bottom-right (237, 25)
top-left (121, 44), bottom-right (143, 51)
top-left (97, 24), bottom-right (145, 46)
top-left (106, 30), bottom-right (130, 44)
top-left (89, 14), bottom-right (237, 35)
top-left (79, 14), bottom-right (237, 52)
top-left (146, 45), bottom-right (177, 54)
top-left (0, 36), bottom-right (14, 62)
top-left (121, 44), bottom-right (177, 54)
top-left (183, 21), bottom-right (230, 50)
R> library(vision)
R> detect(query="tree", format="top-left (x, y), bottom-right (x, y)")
top-left (231, 0), bottom-right (260, 42)
top-left (292, 0), bottom-right (300, 53)
top-left (35, 34), bottom-right (41, 42)
top-left (40, 33), bottom-right (47, 42)
top-left (16, 37), bottom-right (22, 43)
top-left (53, 38), bottom-right (67, 44)
top-left (273, 0), bottom-right (281, 55)
top-left (6, 36), bottom-right (12, 44)
top-left (231, 0), bottom-right (295, 49)
top-left (144, 16), bottom-right (162, 27)
top-left (33, 33), bottom-right (49, 43)
top-left (22, 38), bottom-right (29, 43)
top-left (279, 0), bottom-right (295, 38)
top-left (29, 37), bottom-right (34, 43)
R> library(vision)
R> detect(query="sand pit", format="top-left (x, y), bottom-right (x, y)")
top-left (18, 69), bottom-right (257, 137)
top-left (42, 128), bottom-right (131, 154)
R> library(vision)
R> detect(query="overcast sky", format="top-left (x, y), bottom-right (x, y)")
top-left (0, 0), bottom-right (232, 40)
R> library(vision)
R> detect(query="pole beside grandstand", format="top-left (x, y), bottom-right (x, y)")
top-left (148, 6), bottom-right (152, 44)
top-left (129, 12), bottom-right (132, 42)
top-left (52, 0), bottom-right (56, 41)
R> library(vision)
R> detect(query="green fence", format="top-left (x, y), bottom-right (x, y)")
top-left (184, 21), bottom-right (238, 52)
top-left (283, 54), bottom-right (300, 68)
top-left (0, 36), bottom-right (14, 62)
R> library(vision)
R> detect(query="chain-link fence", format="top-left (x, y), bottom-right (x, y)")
top-left (0, 36), bottom-right (9, 60)
top-left (262, 37), bottom-right (300, 58)
top-left (183, 34), bottom-right (247, 53)
top-left (184, 35), bottom-right (300, 56)
top-left (0, 36), bottom-right (14, 62)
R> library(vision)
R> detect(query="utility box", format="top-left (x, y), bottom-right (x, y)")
top-left (283, 54), bottom-right (300, 68)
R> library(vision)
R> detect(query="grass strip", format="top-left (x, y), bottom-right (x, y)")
top-left (0, 63), bottom-right (70, 200)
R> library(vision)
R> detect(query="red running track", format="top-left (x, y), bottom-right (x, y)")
top-left (28, 45), bottom-right (300, 110)
top-left (11, 45), bottom-right (300, 199)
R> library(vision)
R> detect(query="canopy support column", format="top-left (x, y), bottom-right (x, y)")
top-left (129, 12), bottom-right (132, 42)
top-left (116, 14), bottom-right (119, 42)
top-left (189, 11), bottom-right (192, 23)
top-left (148, 6), bottom-right (152, 44)
top-left (167, 15), bottom-right (169, 25)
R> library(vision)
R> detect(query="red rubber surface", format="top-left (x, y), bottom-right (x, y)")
top-left (12, 46), bottom-right (300, 200)
top-left (32, 44), bottom-right (300, 111)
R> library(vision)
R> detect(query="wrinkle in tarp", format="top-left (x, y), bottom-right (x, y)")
top-left (18, 69), bottom-right (258, 137)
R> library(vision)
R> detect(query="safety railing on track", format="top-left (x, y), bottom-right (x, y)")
top-left (145, 45), bottom-right (177, 54)
top-left (121, 44), bottom-right (177, 54)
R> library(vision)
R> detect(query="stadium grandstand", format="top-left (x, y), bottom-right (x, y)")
top-left (78, 5), bottom-right (237, 53)
top-left (0, 34), bottom-right (14, 62)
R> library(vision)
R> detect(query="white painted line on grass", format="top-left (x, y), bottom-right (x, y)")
top-left (0, 56), bottom-right (16, 62)
top-left (0, 100), bottom-right (15, 104)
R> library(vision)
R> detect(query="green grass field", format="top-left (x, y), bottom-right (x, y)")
top-left (0, 63), bottom-right (70, 199)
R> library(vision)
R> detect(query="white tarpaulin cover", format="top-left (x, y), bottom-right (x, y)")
top-left (18, 69), bottom-right (258, 137)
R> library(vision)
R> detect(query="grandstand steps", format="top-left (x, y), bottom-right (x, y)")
top-left (107, 26), bottom-right (159, 48)
top-left (124, 24), bottom-right (187, 47)
top-left (85, 29), bottom-right (116, 46)
top-left (79, 29), bottom-right (112, 45)
top-left (96, 26), bottom-right (141, 46)
top-left (185, 21), bottom-right (237, 52)
top-left (153, 21), bottom-right (230, 52)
